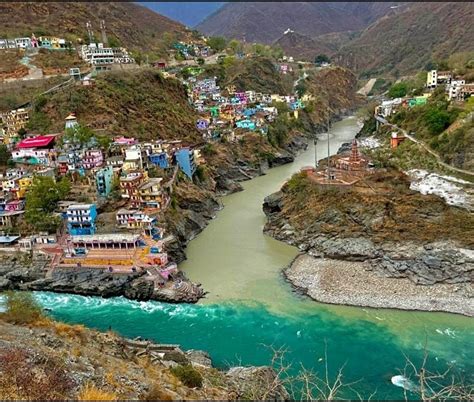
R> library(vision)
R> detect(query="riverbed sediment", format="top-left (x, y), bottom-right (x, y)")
top-left (284, 254), bottom-right (474, 317)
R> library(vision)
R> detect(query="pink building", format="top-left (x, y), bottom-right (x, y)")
top-left (82, 149), bottom-right (103, 169)
top-left (5, 200), bottom-right (25, 212)
top-left (113, 136), bottom-right (137, 146)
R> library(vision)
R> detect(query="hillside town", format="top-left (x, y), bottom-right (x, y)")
top-left (0, 21), bottom-right (313, 303)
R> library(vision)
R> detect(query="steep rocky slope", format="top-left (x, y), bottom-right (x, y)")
top-left (0, 316), bottom-right (287, 400)
top-left (196, 2), bottom-right (399, 44)
top-left (273, 31), bottom-right (333, 62)
top-left (335, 2), bottom-right (474, 77)
top-left (264, 170), bottom-right (474, 286)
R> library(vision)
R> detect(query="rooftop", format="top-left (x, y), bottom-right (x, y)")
top-left (71, 233), bottom-right (141, 243)
top-left (17, 135), bottom-right (55, 149)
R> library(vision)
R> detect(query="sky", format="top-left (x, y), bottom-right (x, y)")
top-left (140, 2), bottom-right (224, 27)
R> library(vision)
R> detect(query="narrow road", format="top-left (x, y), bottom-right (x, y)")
top-left (375, 114), bottom-right (474, 178)
top-left (358, 78), bottom-right (377, 96)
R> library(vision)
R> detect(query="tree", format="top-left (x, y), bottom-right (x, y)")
top-left (0, 291), bottom-right (43, 324)
top-left (197, 57), bottom-right (205, 66)
top-left (315, 54), bottom-right (330, 65)
top-left (295, 81), bottom-right (307, 97)
top-left (388, 82), bottom-right (409, 98)
top-left (228, 39), bottom-right (243, 55)
top-left (0, 144), bottom-right (11, 167)
top-left (25, 176), bottom-right (71, 233)
top-left (207, 36), bottom-right (227, 52)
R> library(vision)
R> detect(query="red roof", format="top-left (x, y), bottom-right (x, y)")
top-left (18, 135), bottom-right (55, 149)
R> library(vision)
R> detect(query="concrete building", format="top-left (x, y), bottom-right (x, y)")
top-left (0, 108), bottom-right (29, 144)
top-left (120, 172), bottom-right (146, 208)
top-left (139, 178), bottom-right (166, 209)
top-left (175, 148), bottom-right (196, 179)
top-left (95, 165), bottom-right (114, 197)
top-left (82, 149), bottom-right (103, 169)
top-left (66, 203), bottom-right (97, 235)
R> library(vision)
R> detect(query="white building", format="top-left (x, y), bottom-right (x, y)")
top-left (80, 43), bottom-right (135, 66)
top-left (447, 79), bottom-right (466, 100)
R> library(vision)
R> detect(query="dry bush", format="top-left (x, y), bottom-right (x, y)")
top-left (141, 384), bottom-right (174, 400)
top-left (170, 365), bottom-right (203, 388)
top-left (0, 291), bottom-right (43, 325)
top-left (0, 347), bottom-right (74, 399)
top-left (77, 383), bottom-right (118, 401)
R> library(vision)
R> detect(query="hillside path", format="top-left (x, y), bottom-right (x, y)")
top-left (375, 115), bottom-right (474, 178)
top-left (358, 78), bottom-right (376, 96)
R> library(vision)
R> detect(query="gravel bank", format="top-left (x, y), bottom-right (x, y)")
top-left (285, 254), bottom-right (474, 317)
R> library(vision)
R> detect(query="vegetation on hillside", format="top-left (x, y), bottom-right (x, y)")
top-left (24, 176), bottom-right (71, 233)
top-left (281, 170), bottom-right (474, 246)
top-left (26, 69), bottom-right (202, 142)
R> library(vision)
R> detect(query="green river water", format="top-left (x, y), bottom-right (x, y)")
top-left (31, 117), bottom-right (473, 399)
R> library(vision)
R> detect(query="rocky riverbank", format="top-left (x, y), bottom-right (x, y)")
top-left (0, 317), bottom-right (288, 400)
top-left (0, 253), bottom-right (204, 304)
top-left (285, 254), bottom-right (473, 316)
top-left (263, 169), bottom-right (474, 315)
top-left (164, 133), bottom-right (309, 264)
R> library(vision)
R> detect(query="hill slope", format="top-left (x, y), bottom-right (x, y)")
top-left (0, 2), bottom-right (187, 54)
top-left (273, 31), bottom-right (334, 62)
top-left (335, 2), bottom-right (474, 77)
top-left (27, 69), bottom-right (201, 142)
top-left (196, 2), bottom-right (400, 44)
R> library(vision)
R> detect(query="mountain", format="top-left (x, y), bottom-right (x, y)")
top-left (273, 31), bottom-right (334, 62)
top-left (141, 2), bottom-right (224, 27)
top-left (335, 2), bottom-right (474, 77)
top-left (0, 2), bottom-right (187, 53)
top-left (196, 2), bottom-right (401, 44)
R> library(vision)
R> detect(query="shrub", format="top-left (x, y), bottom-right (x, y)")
top-left (0, 291), bottom-right (43, 325)
top-left (170, 365), bottom-right (203, 388)
top-left (77, 383), bottom-right (117, 400)
top-left (141, 384), bottom-right (174, 401)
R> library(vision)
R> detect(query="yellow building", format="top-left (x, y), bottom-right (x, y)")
top-left (139, 178), bottom-right (167, 210)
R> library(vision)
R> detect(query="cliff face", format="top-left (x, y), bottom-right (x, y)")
top-left (263, 170), bottom-right (474, 286)
top-left (0, 318), bottom-right (288, 400)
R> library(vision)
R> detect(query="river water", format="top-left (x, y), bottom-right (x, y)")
top-left (33, 117), bottom-right (473, 399)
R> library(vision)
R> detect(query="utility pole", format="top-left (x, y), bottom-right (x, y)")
top-left (100, 20), bottom-right (108, 46)
top-left (314, 136), bottom-right (318, 168)
top-left (86, 21), bottom-right (94, 45)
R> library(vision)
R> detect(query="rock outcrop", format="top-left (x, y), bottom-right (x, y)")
top-left (263, 170), bottom-right (474, 288)
top-left (0, 254), bottom-right (204, 304)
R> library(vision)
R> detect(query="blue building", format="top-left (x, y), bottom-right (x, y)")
top-left (66, 204), bottom-right (97, 235)
top-left (175, 148), bottom-right (196, 180)
top-left (95, 166), bottom-right (114, 198)
top-left (236, 119), bottom-right (256, 130)
top-left (148, 152), bottom-right (169, 169)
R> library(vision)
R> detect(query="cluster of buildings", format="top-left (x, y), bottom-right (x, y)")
top-left (426, 70), bottom-right (474, 101)
top-left (172, 41), bottom-right (211, 60)
top-left (186, 77), bottom-right (306, 142)
top-left (374, 93), bottom-right (432, 118)
top-left (0, 34), bottom-right (70, 50)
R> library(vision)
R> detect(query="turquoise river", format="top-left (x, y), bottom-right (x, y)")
top-left (32, 117), bottom-right (473, 399)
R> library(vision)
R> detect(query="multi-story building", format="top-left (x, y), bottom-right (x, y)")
top-left (123, 146), bottom-right (143, 171)
top-left (66, 203), bottom-right (97, 235)
top-left (116, 209), bottom-right (155, 232)
top-left (119, 172), bottom-right (147, 208)
top-left (80, 43), bottom-right (135, 66)
top-left (139, 178), bottom-right (166, 209)
top-left (82, 149), bottom-right (103, 169)
top-left (11, 135), bottom-right (55, 165)
top-left (0, 108), bottom-right (29, 144)
top-left (426, 70), bottom-right (453, 89)
top-left (447, 80), bottom-right (465, 100)
top-left (175, 148), bottom-right (197, 179)
top-left (95, 165), bottom-right (114, 198)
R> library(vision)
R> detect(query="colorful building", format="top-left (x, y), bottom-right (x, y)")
top-left (82, 149), bottom-right (103, 169)
top-left (139, 178), bottom-right (166, 210)
top-left (175, 148), bottom-right (196, 179)
top-left (66, 203), bottom-right (97, 236)
top-left (95, 165), bottom-right (114, 197)
top-left (120, 172), bottom-right (147, 208)
top-left (148, 152), bottom-right (169, 169)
